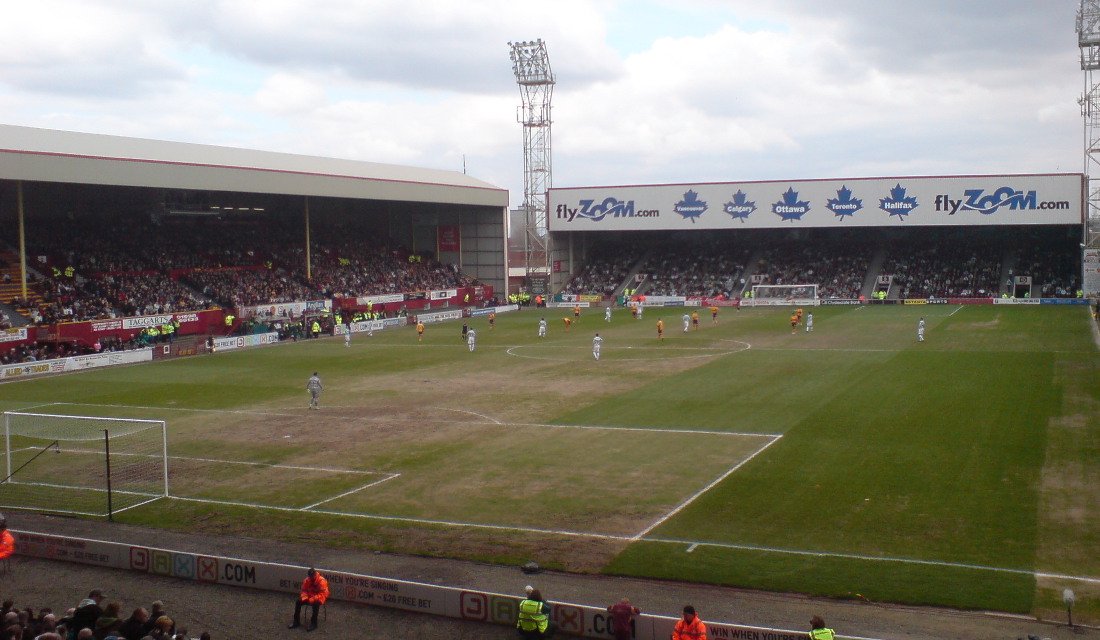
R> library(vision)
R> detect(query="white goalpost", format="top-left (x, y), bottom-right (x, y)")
top-left (749, 284), bottom-right (820, 306)
top-left (1, 412), bottom-right (168, 519)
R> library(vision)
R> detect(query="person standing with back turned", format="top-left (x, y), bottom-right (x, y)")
top-left (306, 372), bottom-right (323, 410)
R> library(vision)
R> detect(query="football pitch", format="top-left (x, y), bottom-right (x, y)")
top-left (1, 304), bottom-right (1097, 620)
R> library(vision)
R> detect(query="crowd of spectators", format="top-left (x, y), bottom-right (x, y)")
top-left (754, 241), bottom-right (871, 299)
top-left (3, 209), bottom-right (1087, 338)
top-left (554, 229), bottom-right (1089, 301)
top-left (1013, 234), bottom-right (1082, 298)
top-left (882, 236), bottom-right (1004, 299)
top-left (0, 334), bottom-right (145, 366)
top-left (181, 268), bottom-right (315, 308)
top-left (302, 240), bottom-right (473, 299)
top-left (641, 238), bottom-right (752, 298)
top-left (559, 243), bottom-right (640, 296)
top-left (1, 591), bottom-right (209, 640)
top-left (2, 211), bottom-right (481, 328)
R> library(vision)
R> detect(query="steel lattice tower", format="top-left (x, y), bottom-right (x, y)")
top-left (1078, 0), bottom-right (1100, 229)
top-left (509, 39), bottom-right (555, 281)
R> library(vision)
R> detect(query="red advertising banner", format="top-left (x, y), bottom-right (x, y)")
top-left (51, 310), bottom-right (226, 346)
top-left (438, 225), bottom-right (460, 253)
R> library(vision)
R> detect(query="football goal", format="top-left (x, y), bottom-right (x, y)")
top-left (749, 284), bottom-right (819, 306)
top-left (0, 411), bottom-right (168, 519)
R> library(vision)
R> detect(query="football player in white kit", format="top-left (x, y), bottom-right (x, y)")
top-left (538, 317), bottom-right (547, 338)
top-left (592, 333), bottom-right (603, 361)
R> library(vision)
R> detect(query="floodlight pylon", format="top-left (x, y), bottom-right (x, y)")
top-left (1078, 0), bottom-right (1100, 241)
top-left (508, 39), bottom-right (555, 281)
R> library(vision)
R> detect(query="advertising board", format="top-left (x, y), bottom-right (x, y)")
top-left (13, 531), bottom-right (871, 640)
top-left (549, 174), bottom-right (1083, 231)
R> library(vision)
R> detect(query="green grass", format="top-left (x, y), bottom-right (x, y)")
top-left (0, 304), bottom-right (1096, 618)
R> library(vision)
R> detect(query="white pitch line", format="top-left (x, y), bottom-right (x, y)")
top-left (751, 347), bottom-right (901, 353)
top-left (158, 494), bottom-right (1100, 585)
top-left (301, 473), bottom-right (401, 509)
top-left (632, 435), bottom-right (782, 540)
top-left (429, 406), bottom-right (503, 424)
top-left (169, 494), bottom-right (638, 540)
top-left (948, 305), bottom-right (964, 317)
top-left (48, 402), bottom-right (298, 417)
top-left (508, 421), bottom-right (780, 437)
top-left (505, 343), bottom-right (749, 362)
top-left (165, 454), bottom-right (377, 475)
top-left (643, 536), bottom-right (1100, 584)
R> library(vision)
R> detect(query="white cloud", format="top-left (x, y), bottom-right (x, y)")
top-left (0, 0), bottom-right (1084, 205)
top-left (254, 73), bottom-right (328, 115)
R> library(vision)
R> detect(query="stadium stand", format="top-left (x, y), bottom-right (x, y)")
top-left (559, 242), bottom-right (640, 296)
top-left (752, 239), bottom-right (871, 300)
top-left (640, 235), bottom-right (753, 298)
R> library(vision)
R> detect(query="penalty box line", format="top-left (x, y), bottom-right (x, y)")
top-left (633, 434), bottom-right (782, 540)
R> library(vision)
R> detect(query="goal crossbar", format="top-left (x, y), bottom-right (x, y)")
top-left (1, 411), bottom-right (169, 519)
top-left (749, 284), bottom-right (820, 306)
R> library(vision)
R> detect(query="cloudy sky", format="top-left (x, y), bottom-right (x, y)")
top-left (0, 0), bottom-right (1084, 207)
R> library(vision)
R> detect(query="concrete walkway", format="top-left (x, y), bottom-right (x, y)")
top-left (7, 512), bottom-right (1096, 640)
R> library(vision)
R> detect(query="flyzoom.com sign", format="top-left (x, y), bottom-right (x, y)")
top-left (548, 173), bottom-right (1083, 231)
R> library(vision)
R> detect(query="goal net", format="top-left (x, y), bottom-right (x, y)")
top-left (749, 284), bottom-right (819, 306)
top-left (0, 412), bottom-right (168, 518)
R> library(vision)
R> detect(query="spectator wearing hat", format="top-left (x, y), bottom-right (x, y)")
top-left (289, 568), bottom-right (329, 632)
top-left (69, 590), bottom-right (106, 637)
top-left (672, 605), bottom-right (706, 640)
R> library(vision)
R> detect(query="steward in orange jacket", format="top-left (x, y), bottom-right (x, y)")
top-left (672, 605), bottom-right (707, 640)
top-left (0, 513), bottom-right (13, 561)
top-left (289, 568), bottom-right (329, 631)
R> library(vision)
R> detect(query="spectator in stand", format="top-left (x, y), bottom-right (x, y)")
top-left (92, 601), bottom-right (122, 640)
top-left (117, 607), bottom-right (148, 640)
top-left (148, 615), bottom-right (174, 639)
top-left (68, 590), bottom-right (105, 637)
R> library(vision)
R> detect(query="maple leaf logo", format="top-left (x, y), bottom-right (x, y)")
top-left (673, 190), bottom-right (708, 223)
top-left (772, 187), bottom-right (810, 221)
top-left (723, 190), bottom-right (756, 222)
top-left (826, 185), bottom-right (863, 220)
top-left (879, 183), bottom-right (919, 218)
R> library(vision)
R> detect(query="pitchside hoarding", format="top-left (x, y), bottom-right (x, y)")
top-left (548, 174), bottom-right (1083, 231)
top-left (14, 531), bottom-right (848, 640)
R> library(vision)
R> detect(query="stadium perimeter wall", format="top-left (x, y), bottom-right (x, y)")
top-left (13, 530), bottom-right (869, 640)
